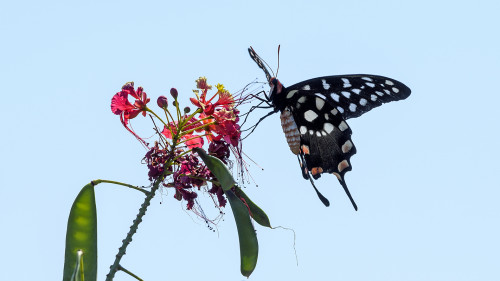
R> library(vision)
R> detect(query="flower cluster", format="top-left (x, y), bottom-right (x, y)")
top-left (111, 78), bottom-right (241, 210)
top-left (190, 77), bottom-right (241, 147)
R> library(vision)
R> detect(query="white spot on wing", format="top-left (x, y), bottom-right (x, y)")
top-left (337, 106), bottom-right (344, 114)
top-left (324, 113), bottom-right (329, 120)
top-left (298, 96), bottom-right (307, 103)
top-left (330, 93), bottom-right (340, 102)
top-left (349, 103), bottom-right (357, 112)
top-left (331, 108), bottom-right (338, 115)
top-left (341, 91), bottom-right (351, 98)
top-left (316, 131), bottom-right (321, 137)
top-left (309, 130), bottom-right (314, 135)
top-left (302, 85), bottom-right (311, 90)
top-left (359, 98), bottom-right (367, 106)
top-left (371, 94), bottom-right (377, 101)
top-left (338, 160), bottom-right (350, 172)
top-left (300, 126), bottom-right (307, 135)
top-left (321, 131), bottom-right (327, 136)
top-left (315, 97), bottom-right (325, 110)
top-left (392, 87), bottom-right (400, 93)
top-left (385, 80), bottom-right (394, 86)
top-left (304, 110), bottom-right (318, 122)
top-left (376, 91), bottom-right (384, 96)
top-left (384, 89), bottom-right (390, 95)
top-left (339, 121), bottom-right (348, 131)
top-left (323, 123), bottom-right (334, 133)
top-left (315, 93), bottom-right (326, 99)
top-left (286, 90), bottom-right (298, 99)
top-left (342, 78), bottom-right (351, 88)
top-left (352, 89), bottom-right (361, 94)
top-left (342, 140), bottom-right (353, 153)
top-left (321, 79), bottom-right (330, 90)
top-left (366, 82), bottom-right (375, 88)
top-left (362, 77), bottom-right (373, 81)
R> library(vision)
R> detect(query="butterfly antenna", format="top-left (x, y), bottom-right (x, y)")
top-left (276, 45), bottom-right (280, 78)
top-left (256, 49), bottom-right (275, 78)
top-left (338, 179), bottom-right (358, 211)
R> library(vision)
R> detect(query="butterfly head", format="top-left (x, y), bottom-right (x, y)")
top-left (269, 77), bottom-right (283, 102)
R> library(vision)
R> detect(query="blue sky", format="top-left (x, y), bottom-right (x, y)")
top-left (1, 0), bottom-right (499, 280)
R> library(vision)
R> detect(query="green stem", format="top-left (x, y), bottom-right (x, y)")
top-left (146, 108), bottom-right (168, 128)
top-left (118, 265), bottom-right (144, 281)
top-left (181, 121), bottom-right (216, 137)
top-left (177, 108), bottom-right (202, 130)
top-left (92, 179), bottom-right (150, 195)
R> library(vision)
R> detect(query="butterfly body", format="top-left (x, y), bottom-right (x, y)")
top-left (248, 47), bottom-right (411, 210)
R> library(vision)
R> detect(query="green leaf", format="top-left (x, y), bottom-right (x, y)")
top-left (63, 183), bottom-right (98, 281)
top-left (225, 189), bottom-right (259, 277)
top-left (193, 147), bottom-right (235, 191)
top-left (234, 186), bottom-right (271, 228)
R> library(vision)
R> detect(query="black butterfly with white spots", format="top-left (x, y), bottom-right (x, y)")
top-left (248, 47), bottom-right (411, 210)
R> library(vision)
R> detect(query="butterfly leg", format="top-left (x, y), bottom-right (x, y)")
top-left (250, 90), bottom-right (273, 104)
top-left (240, 100), bottom-right (273, 127)
top-left (241, 109), bottom-right (278, 139)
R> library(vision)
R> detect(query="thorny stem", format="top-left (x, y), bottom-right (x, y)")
top-left (104, 178), bottom-right (161, 281)
top-left (105, 162), bottom-right (176, 280)
top-left (93, 179), bottom-right (150, 195)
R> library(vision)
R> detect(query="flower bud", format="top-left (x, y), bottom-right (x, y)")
top-left (184, 106), bottom-right (191, 113)
top-left (172, 100), bottom-right (179, 107)
top-left (157, 96), bottom-right (168, 109)
top-left (170, 88), bottom-right (178, 99)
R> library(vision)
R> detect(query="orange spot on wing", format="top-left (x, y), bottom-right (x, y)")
top-left (301, 145), bottom-right (310, 155)
top-left (311, 167), bottom-right (323, 176)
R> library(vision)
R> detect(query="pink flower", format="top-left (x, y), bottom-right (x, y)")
top-left (111, 82), bottom-right (151, 145)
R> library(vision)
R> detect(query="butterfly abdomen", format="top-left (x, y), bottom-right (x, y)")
top-left (280, 108), bottom-right (301, 155)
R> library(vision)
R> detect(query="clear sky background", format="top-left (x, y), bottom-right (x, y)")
top-left (1, 0), bottom-right (499, 280)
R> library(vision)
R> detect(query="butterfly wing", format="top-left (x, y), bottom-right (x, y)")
top-left (247, 47), bottom-right (411, 209)
top-left (286, 75), bottom-right (411, 119)
top-left (282, 91), bottom-right (358, 209)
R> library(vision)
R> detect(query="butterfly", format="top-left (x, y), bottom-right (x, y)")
top-left (247, 46), bottom-right (411, 210)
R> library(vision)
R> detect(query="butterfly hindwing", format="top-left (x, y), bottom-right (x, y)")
top-left (286, 75), bottom-right (411, 119)
top-left (286, 94), bottom-right (356, 182)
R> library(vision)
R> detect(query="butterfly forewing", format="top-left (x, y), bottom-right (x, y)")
top-left (286, 75), bottom-right (411, 119)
